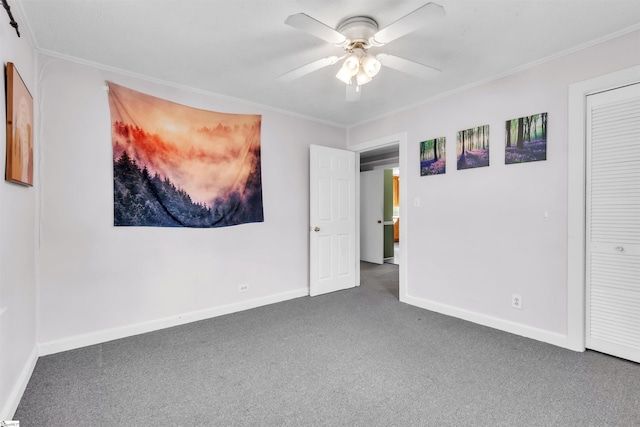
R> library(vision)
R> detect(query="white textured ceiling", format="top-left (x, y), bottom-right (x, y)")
top-left (14, 0), bottom-right (640, 127)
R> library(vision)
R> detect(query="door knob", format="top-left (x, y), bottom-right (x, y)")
top-left (314, 227), bottom-right (320, 232)
top-left (377, 220), bottom-right (382, 223)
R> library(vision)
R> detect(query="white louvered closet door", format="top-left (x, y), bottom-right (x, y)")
top-left (586, 83), bottom-right (640, 363)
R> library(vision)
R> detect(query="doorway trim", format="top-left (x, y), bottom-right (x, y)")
top-left (567, 65), bottom-right (640, 352)
top-left (350, 132), bottom-right (408, 300)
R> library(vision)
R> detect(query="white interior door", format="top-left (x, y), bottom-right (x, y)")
top-left (360, 170), bottom-right (384, 264)
top-left (586, 82), bottom-right (640, 363)
top-left (309, 145), bottom-right (356, 297)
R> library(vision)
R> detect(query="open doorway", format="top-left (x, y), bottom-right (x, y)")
top-left (359, 147), bottom-right (400, 265)
top-left (351, 132), bottom-right (408, 302)
top-left (391, 168), bottom-right (400, 264)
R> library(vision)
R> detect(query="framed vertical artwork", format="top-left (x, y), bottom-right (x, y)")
top-left (457, 125), bottom-right (490, 170)
top-left (419, 137), bottom-right (446, 176)
top-left (505, 112), bottom-right (547, 164)
top-left (5, 62), bottom-right (34, 186)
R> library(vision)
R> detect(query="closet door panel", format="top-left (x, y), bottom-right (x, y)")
top-left (586, 83), bottom-right (640, 362)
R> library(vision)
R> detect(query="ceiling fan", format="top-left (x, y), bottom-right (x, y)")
top-left (277, 3), bottom-right (445, 102)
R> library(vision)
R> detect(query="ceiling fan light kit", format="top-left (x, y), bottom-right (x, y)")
top-left (335, 46), bottom-right (381, 86)
top-left (280, 2), bottom-right (445, 101)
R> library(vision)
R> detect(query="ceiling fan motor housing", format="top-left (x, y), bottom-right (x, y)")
top-left (337, 16), bottom-right (378, 49)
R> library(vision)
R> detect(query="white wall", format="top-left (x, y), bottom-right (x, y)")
top-left (0, 4), bottom-right (38, 419)
top-left (36, 56), bottom-right (346, 352)
top-left (347, 30), bottom-right (640, 347)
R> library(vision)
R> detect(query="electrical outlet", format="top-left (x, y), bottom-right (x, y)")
top-left (238, 284), bottom-right (249, 293)
top-left (512, 294), bottom-right (522, 310)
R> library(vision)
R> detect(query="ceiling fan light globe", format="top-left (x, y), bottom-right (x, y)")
top-left (356, 69), bottom-right (372, 86)
top-left (343, 55), bottom-right (360, 76)
top-left (362, 55), bottom-right (381, 77)
top-left (336, 66), bottom-right (353, 85)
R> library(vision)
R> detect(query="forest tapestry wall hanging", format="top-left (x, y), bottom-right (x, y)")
top-left (107, 82), bottom-right (263, 228)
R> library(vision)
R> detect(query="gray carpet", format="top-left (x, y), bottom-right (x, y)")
top-left (14, 262), bottom-right (640, 426)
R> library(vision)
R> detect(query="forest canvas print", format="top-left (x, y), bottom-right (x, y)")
top-left (457, 125), bottom-right (489, 170)
top-left (108, 82), bottom-right (263, 228)
top-left (505, 112), bottom-right (547, 164)
top-left (420, 137), bottom-right (446, 176)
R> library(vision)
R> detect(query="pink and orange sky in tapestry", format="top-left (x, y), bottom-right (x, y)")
top-left (108, 82), bottom-right (261, 207)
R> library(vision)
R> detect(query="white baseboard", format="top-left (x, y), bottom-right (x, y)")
top-left (1, 345), bottom-right (38, 421)
top-left (39, 288), bottom-right (308, 356)
top-left (402, 294), bottom-right (572, 350)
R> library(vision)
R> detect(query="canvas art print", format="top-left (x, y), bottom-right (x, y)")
top-left (457, 125), bottom-right (489, 170)
top-left (5, 62), bottom-right (34, 186)
top-left (108, 82), bottom-right (264, 228)
top-left (505, 112), bottom-right (547, 164)
top-left (420, 137), bottom-right (446, 176)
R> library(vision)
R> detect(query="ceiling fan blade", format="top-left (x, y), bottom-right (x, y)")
top-left (277, 56), bottom-right (340, 82)
top-left (377, 54), bottom-right (440, 80)
top-left (370, 3), bottom-right (445, 46)
top-left (285, 13), bottom-right (350, 47)
top-left (346, 84), bottom-right (361, 102)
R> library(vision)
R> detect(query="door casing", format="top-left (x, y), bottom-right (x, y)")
top-left (567, 65), bottom-right (640, 351)
top-left (350, 133), bottom-right (408, 302)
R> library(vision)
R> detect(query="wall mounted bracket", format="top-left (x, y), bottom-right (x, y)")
top-left (2, 0), bottom-right (20, 37)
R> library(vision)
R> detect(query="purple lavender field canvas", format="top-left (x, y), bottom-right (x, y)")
top-left (457, 125), bottom-right (489, 170)
top-left (420, 137), bottom-right (446, 176)
top-left (505, 112), bottom-right (547, 164)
